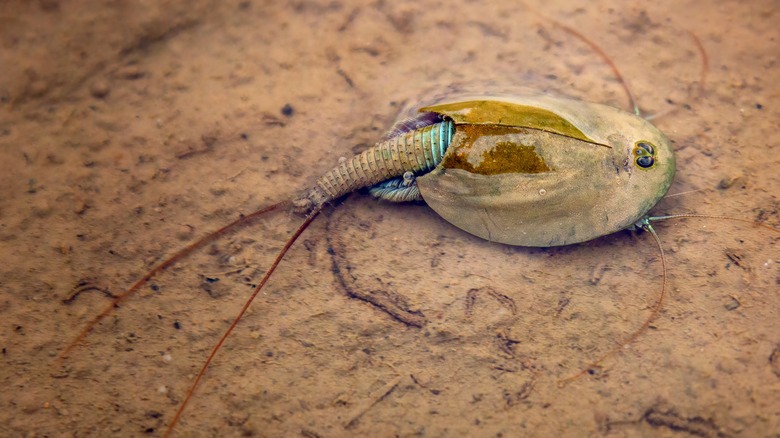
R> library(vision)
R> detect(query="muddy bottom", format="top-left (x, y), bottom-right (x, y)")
top-left (1, 1), bottom-right (779, 437)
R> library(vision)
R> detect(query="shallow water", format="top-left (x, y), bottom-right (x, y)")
top-left (1, 0), bottom-right (778, 436)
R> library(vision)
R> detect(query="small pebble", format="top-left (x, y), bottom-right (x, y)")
top-left (16, 390), bottom-right (50, 414)
top-left (115, 65), bottom-right (146, 80)
top-left (718, 175), bottom-right (742, 189)
top-left (73, 199), bottom-right (89, 215)
top-left (209, 183), bottom-right (228, 196)
top-left (28, 79), bottom-right (49, 98)
top-left (31, 199), bottom-right (53, 218)
top-left (90, 80), bottom-right (111, 98)
top-left (724, 297), bottom-right (740, 311)
top-left (176, 224), bottom-right (194, 240)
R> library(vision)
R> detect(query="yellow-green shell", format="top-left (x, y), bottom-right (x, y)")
top-left (414, 95), bottom-right (676, 247)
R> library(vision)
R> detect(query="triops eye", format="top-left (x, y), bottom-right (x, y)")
top-left (636, 156), bottom-right (654, 168)
top-left (637, 142), bottom-right (655, 155)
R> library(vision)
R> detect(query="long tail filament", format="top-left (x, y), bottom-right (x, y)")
top-left (163, 204), bottom-right (324, 436)
top-left (57, 200), bottom-right (294, 363)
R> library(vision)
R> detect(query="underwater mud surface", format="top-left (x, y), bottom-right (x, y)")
top-left (1, 0), bottom-right (778, 436)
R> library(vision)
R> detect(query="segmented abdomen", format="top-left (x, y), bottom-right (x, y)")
top-left (315, 120), bottom-right (454, 200)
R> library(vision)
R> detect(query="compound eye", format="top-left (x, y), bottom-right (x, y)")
top-left (637, 142), bottom-right (655, 155)
top-left (636, 155), bottom-right (654, 168)
top-left (632, 141), bottom-right (658, 170)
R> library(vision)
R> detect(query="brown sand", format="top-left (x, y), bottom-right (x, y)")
top-left (1, 1), bottom-right (778, 436)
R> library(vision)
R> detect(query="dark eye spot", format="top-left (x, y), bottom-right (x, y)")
top-left (638, 142), bottom-right (655, 155)
top-left (636, 156), bottom-right (654, 168)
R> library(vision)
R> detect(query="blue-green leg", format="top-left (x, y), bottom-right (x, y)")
top-left (369, 171), bottom-right (423, 202)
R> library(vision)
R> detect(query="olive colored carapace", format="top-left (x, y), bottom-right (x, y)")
top-left (413, 95), bottom-right (676, 246)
